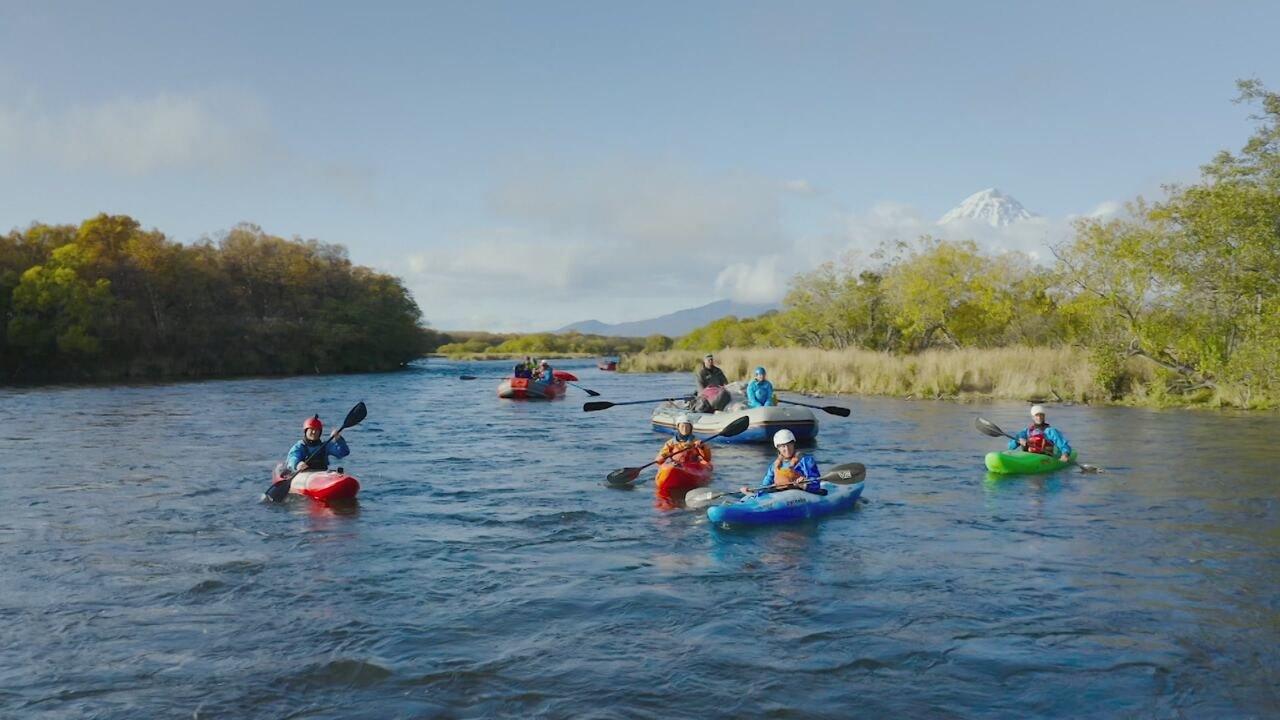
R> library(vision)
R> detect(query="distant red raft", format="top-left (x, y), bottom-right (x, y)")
top-left (597, 359), bottom-right (618, 371)
top-left (496, 371), bottom-right (576, 400)
top-left (272, 463), bottom-right (360, 502)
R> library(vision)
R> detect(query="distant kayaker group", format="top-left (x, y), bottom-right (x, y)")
top-left (268, 355), bottom-right (1083, 522)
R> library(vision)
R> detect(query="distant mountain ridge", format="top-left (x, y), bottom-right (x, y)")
top-left (557, 299), bottom-right (779, 337)
top-left (939, 188), bottom-right (1036, 227)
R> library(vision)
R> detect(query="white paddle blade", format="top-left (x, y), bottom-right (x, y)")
top-left (684, 488), bottom-right (725, 510)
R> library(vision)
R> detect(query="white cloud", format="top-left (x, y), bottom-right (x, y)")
top-left (401, 158), bottom-right (1124, 329)
top-left (404, 158), bottom-right (793, 327)
top-left (782, 178), bottom-right (817, 195)
top-left (715, 255), bottom-right (790, 304)
top-left (0, 92), bottom-right (275, 175)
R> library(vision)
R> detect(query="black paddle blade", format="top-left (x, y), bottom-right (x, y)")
top-left (342, 401), bottom-right (368, 430)
top-left (459, 375), bottom-right (479, 380)
top-left (584, 401), bottom-right (613, 412)
top-left (822, 462), bottom-right (866, 484)
top-left (974, 416), bottom-right (1008, 438)
top-left (824, 405), bottom-right (851, 417)
top-left (264, 479), bottom-right (290, 503)
top-left (719, 415), bottom-right (752, 438)
top-left (606, 467), bottom-right (642, 485)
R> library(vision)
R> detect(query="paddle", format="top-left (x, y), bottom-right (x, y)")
top-left (264, 401), bottom-right (368, 503)
top-left (685, 462), bottom-right (867, 509)
top-left (460, 374), bottom-right (600, 396)
top-left (775, 398), bottom-right (851, 417)
top-left (584, 396), bottom-right (694, 412)
top-left (605, 415), bottom-right (751, 487)
top-left (974, 416), bottom-right (1102, 473)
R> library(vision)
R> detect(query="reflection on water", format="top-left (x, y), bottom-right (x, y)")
top-left (0, 361), bottom-right (1275, 717)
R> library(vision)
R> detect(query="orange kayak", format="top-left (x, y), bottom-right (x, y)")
top-left (655, 461), bottom-right (713, 498)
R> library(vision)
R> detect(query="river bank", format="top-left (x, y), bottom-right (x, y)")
top-left (619, 347), bottom-right (1209, 407)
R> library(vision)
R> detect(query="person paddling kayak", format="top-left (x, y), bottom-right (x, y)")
top-left (740, 429), bottom-right (821, 494)
top-left (655, 415), bottom-right (712, 466)
top-left (287, 414), bottom-right (350, 472)
top-left (1010, 405), bottom-right (1073, 463)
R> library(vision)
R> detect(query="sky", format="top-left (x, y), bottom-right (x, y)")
top-left (1, 1), bottom-right (1277, 331)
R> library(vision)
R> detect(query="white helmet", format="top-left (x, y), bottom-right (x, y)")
top-left (1030, 404), bottom-right (1046, 417)
top-left (773, 429), bottom-right (796, 446)
top-left (675, 414), bottom-right (692, 427)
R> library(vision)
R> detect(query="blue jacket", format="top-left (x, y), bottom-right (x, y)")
top-left (745, 379), bottom-right (774, 408)
top-left (1008, 424), bottom-right (1072, 456)
top-left (762, 453), bottom-right (821, 493)
top-left (287, 436), bottom-right (350, 471)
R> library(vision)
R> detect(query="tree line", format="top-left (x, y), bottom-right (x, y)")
top-left (673, 81), bottom-right (1280, 408)
top-left (0, 215), bottom-right (435, 382)
top-left (434, 330), bottom-right (665, 356)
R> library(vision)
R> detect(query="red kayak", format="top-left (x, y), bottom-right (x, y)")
top-left (497, 377), bottom-right (567, 399)
top-left (655, 460), bottom-right (714, 499)
top-left (272, 463), bottom-right (360, 502)
top-left (553, 370), bottom-right (578, 382)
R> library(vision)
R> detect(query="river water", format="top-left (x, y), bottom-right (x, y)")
top-left (1, 359), bottom-right (1275, 718)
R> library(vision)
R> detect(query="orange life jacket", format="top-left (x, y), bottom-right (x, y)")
top-left (772, 454), bottom-right (804, 484)
top-left (658, 437), bottom-right (711, 464)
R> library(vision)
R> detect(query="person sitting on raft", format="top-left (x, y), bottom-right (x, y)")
top-left (287, 414), bottom-right (350, 472)
top-left (513, 355), bottom-right (534, 378)
top-left (695, 353), bottom-right (728, 390)
top-left (1010, 404), bottom-right (1073, 462)
top-left (533, 359), bottom-right (556, 383)
top-left (655, 414), bottom-right (712, 466)
top-left (745, 366), bottom-right (775, 408)
top-left (741, 429), bottom-right (821, 494)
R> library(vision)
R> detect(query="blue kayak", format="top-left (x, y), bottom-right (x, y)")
top-left (706, 481), bottom-right (864, 526)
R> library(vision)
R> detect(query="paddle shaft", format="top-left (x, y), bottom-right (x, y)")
top-left (585, 396), bottom-right (693, 411)
top-left (606, 415), bottom-right (752, 485)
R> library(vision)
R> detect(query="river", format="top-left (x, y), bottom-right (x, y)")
top-left (0, 359), bottom-right (1275, 718)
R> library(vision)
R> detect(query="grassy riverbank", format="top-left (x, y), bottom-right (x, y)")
top-left (621, 347), bottom-right (1165, 405)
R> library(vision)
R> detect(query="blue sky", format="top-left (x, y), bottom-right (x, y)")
top-left (1, 1), bottom-right (1276, 330)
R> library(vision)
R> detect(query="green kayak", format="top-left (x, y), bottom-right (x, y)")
top-left (984, 449), bottom-right (1077, 475)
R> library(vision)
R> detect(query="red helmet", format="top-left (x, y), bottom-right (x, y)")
top-left (302, 415), bottom-right (323, 432)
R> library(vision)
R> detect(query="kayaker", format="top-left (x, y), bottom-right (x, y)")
top-left (1010, 405), bottom-right (1073, 462)
top-left (695, 353), bottom-right (728, 390)
top-left (655, 415), bottom-right (712, 466)
top-left (741, 429), bottom-right (821, 494)
top-left (745, 366), bottom-right (774, 408)
top-left (287, 415), bottom-right (350, 472)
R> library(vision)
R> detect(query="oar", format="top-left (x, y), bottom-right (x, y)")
top-left (605, 415), bottom-right (751, 487)
top-left (562, 381), bottom-right (601, 397)
top-left (460, 374), bottom-right (600, 396)
top-left (775, 398), bottom-right (851, 417)
top-left (584, 396), bottom-right (693, 412)
top-left (264, 401), bottom-right (368, 503)
top-left (974, 416), bottom-right (1102, 473)
top-left (685, 462), bottom-right (867, 509)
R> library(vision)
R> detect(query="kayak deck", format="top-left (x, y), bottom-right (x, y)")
top-left (272, 463), bottom-right (360, 502)
top-left (984, 449), bottom-right (1078, 475)
top-left (707, 481), bottom-right (864, 526)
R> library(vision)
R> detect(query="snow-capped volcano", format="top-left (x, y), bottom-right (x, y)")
top-left (938, 188), bottom-right (1036, 227)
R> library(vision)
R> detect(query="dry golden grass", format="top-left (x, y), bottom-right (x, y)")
top-left (620, 347), bottom-right (1155, 403)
